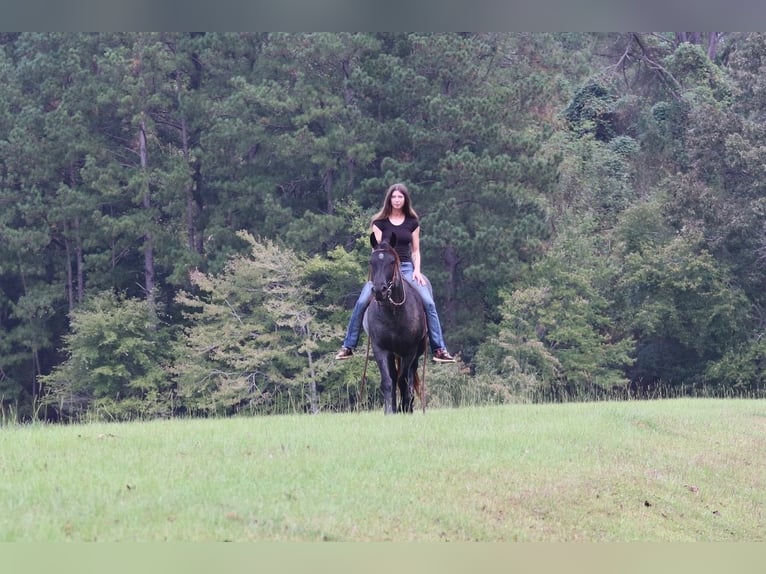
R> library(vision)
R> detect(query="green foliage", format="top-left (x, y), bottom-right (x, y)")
top-left (40, 292), bottom-right (174, 421)
top-left (665, 42), bottom-right (733, 105)
top-left (172, 232), bottom-right (341, 415)
top-left (3, 33), bottom-right (766, 418)
top-left (564, 80), bottom-right (618, 141)
top-left (703, 336), bottom-right (766, 393)
top-left (477, 219), bottom-right (634, 398)
top-left (549, 130), bottom-right (639, 226)
top-left (615, 224), bottom-right (749, 387)
top-left (612, 196), bottom-right (675, 254)
top-left (640, 99), bottom-right (692, 171)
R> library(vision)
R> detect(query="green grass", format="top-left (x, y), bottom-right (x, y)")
top-left (1, 398), bottom-right (764, 541)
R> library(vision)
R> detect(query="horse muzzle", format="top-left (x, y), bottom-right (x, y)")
top-left (372, 281), bottom-right (393, 302)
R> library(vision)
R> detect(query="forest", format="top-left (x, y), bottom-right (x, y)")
top-left (2, 32), bottom-right (765, 421)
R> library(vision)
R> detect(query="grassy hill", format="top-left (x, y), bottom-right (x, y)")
top-left (1, 398), bottom-right (764, 541)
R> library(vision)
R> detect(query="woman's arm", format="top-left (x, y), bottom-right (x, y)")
top-left (410, 227), bottom-right (426, 285)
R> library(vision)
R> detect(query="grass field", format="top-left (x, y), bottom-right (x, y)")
top-left (1, 398), bottom-right (764, 541)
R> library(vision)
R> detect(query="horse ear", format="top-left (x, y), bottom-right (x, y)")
top-left (370, 232), bottom-right (378, 248)
top-left (389, 232), bottom-right (398, 249)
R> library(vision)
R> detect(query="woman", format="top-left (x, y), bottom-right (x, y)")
top-left (335, 183), bottom-right (456, 363)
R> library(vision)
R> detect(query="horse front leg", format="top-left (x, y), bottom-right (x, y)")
top-left (407, 369), bottom-right (416, 413)
top-left (396, 368), bottom-right (415, 413)
top-left (386, 354), bottom-right (398, 414)
top-left (375, 353), bottom-right (397, 415)
top-left (397, 371), bottom-right (410, 413)
top-left (379, 370), bottom-right (393, 415)
top-left (398, 356), bottom-right (417, 413)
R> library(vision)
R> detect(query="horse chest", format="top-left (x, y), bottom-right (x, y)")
top-left (366, 305), bottom-right (419, 348)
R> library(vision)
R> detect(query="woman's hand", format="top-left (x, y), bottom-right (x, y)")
top-left (412, 270), bottom-right (427, 286)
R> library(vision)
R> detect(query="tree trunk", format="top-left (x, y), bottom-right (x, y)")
top-left (75, 217), bottom-right (84, 305)
top-left (442, 243), bottom-right (460, 328)
top-left (139, 116), bottom-right (156, 322)
top-left (308, 362), bottom-right (319, 414)
top-left (707, 32), bottom-right (720, 60)
top-left (304, 324), bottom-right (319, 414)
top-left (64, 221), bottom-right (74, 312)
top-left (181, 116), bottom-right (200, 254)
top-left (324, 168), bottom-right (335, 215)
top-left (675, 31), bottom-right (721, 61)
top-left (177, 73), bottom-right (201, 256)
top-left (64, 165), bottom-right (85, 308)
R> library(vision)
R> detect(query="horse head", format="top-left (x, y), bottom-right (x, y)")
top-left (369, 232), bottom-right (402, 303)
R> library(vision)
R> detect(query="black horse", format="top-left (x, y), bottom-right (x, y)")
top-left (363, 232), bottom-right (428, 414)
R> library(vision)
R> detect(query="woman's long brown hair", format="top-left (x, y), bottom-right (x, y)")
top-left (370, 182), bottom-right (419, 225)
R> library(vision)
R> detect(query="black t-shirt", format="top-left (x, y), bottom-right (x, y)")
top-left (373, 217), bottom-right (419, 263)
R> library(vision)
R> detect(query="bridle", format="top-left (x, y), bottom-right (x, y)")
top-left (371, 247), bottom-right (406, 306)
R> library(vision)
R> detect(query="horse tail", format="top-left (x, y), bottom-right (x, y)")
top-left (413, 369), bottom-right (421, 404)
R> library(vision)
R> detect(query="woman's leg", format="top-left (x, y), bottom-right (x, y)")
top-left (341, 281), bottom-right (373, 350)
top-left (400, 263), bottom-right (447, 352)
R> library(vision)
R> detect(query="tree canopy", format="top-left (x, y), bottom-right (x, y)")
top-left (3, 32), bottom-right (766, 420)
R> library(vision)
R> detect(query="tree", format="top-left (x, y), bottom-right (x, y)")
top-left (89, 33), bottom-right (196, 320)
top-left (172, 232), bottom-right (339, 415)
top-left (0, 33), bottom-right (107, 416)
top-left (40, 291), bottom-right (175, 421)
top-left (614, 207), bottom-right (749, 390)
top-left (476, 217), bottom-right (634, 399)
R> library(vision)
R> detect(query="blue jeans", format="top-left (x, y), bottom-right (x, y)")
top-left (342, 261), bottom-right (447, 353)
